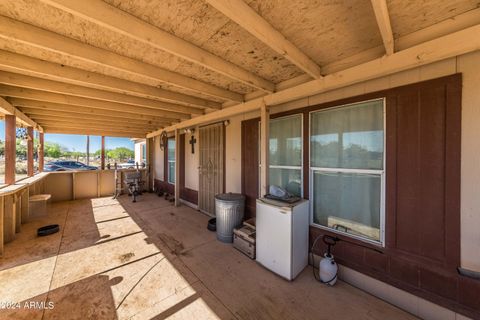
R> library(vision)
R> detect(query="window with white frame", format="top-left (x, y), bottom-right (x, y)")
top-left (310, 99), bottom-right (385, 244)
top-left (167, 138), bottom-right (175, 184)
top-left (260, 114), bottom-right (303, 197)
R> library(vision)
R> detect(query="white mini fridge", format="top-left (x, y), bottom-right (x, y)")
top-left (256, 198), bottom-right (309, 280)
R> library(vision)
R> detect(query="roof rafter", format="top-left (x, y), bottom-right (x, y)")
top-left (206, 0), bottom-right (321, 78)
top-left (0, 16), bottom-right (243, 102)
top-left (10, 98), bottom-right (175, 123)
top-left (23, 111), bottom-right (170, 127)
top-left (0, 50), bottom-right (221, 110)
top-left (371, 0), bottom-right (394, 55)
top-left (148, 22), bottom-right (480, 136)
top-left (28, 115), bottom-right (163, 129)
top-left (225, 7), bottom-right (480, 108)
top-left (39, 0), bottom-right (275, 92)
top-left (0, 96), bottom-right (43, 131)
top-left (0, 85), bottom-right (188, 120)
top-left (0, 71), bottom-right (203, 115)
top-left (36, 121), bottom-right (151, 133)
top-left (43, 126), bottom-right (146, 138)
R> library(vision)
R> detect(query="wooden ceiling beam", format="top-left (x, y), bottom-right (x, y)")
top-left (40, 0), bottom-right (275, 93)
top-left (36, 120), bottom-right (150, 133)
top-left (371, 0), bottom-right (394, 55)
top-left (0, 96), bottom-right (43, 131)
top-left (0, 71), bottom-right (203, 115)
top-left (228, 8), bottom-right (480, 107)
top-left (22, 111), bottom-right (170, 127)
top-left (0, 85), bottom-right (188, 120)
top-left (206, 0), bottom-right (321, 79)
top-left (148, 22), bottom-right (480, 136)
top-left (43, 126), bottom-right (146, 138)
top-left (10, 98), bottom-right (175, 123)
top-left (29, 116), bottom-right (162, 130)
top-left (41, 122), bottom-right (148, 133)
top-left (0, 16), bottom-right (243, 102)
top-left (0, 50), bottom-right (221, 110)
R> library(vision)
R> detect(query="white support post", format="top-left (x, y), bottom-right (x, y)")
top-left (174, 129), bottom-right (180, 207)
top-left (260, 101), bottom-right (270, 198)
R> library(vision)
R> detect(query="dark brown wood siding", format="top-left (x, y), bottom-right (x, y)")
top-left (241, 118), bottom-right (259, 218)
top-left (241, 74), bottom-right (474, 318)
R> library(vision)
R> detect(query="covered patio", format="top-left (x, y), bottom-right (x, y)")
top-left (1, 0), bottom-right (480, 319)
top-left (0, 193), bottom-right (415, 319)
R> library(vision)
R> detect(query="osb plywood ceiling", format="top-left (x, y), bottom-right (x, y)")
top-left (0, 0), bottom-right (479, 137)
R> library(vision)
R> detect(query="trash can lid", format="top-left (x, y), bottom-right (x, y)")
top-left (215, 193), bottom-right (245, 201)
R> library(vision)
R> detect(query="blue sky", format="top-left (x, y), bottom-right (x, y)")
top-left (0, 121), bottom-right (134, 152)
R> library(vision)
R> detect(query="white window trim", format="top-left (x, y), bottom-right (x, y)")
top-left (308, 98), bottom-right (386, 247)
top-left (258, 113), bottom-right (304, 197)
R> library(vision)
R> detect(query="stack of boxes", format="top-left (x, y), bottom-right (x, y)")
top-left (233, 218), bottom-right (256, 259)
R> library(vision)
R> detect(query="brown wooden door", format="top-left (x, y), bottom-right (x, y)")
top-left (198, 123), bottom-right (225, 215)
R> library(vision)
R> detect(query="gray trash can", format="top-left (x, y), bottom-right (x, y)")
top-left (215, 193), bottom-right (245, 243)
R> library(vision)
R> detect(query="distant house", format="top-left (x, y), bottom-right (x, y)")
top-left (132, 138), bottom-right (146, 166)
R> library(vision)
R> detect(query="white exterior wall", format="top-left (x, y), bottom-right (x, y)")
top-left (153, 51), bottom-right (480, 272)
top-left (184, 131), bottom-right (199, 191)
top-left (134, 139), bottom-right (145, 165)
top-left (153, 136), bottom-right (164, 181)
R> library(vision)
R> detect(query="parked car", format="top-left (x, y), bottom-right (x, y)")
top-left (44, 161), bottom-right (98, 172)
top-left (117, 159), bottom-right (136, 169)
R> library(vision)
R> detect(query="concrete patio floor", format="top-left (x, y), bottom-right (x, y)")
top-left (0, 193), bottom-right (417, 320)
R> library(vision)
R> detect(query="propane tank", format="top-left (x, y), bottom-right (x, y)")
top-left (319, 253), bottom-right (338, 286)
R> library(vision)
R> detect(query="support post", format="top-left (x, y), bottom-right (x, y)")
top-left (101, 136), bottom-right (105, 170)
top-left (86, 135), bottom-right (90, 165)
top-left (5, 115), bottom-right (16, 185)
top-left (174, 129), bottom-right (180, 207)
top-left (146, 137), bottom-right (154, 192)
top-left (38, 132), bottom-right (44, 172)
top-left (260, 102), bottom-right (270, 197)
top-left (0, 196), bottom-right (4, 256)
top-left (27, 127), bottom-right (34, 177)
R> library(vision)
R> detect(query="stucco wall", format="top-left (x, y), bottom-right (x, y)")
top-left (153, 51), bottom-right (480, 271)
top-left (184, 131), bottom-right (199, 191)
top-left (153, 135), bottom-right (164, 181)
top-left (457, 51), bottom-right (480, 272)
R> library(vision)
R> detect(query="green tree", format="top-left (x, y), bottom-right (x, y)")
top-left (15, 139), bottom-right (27, 158)
top-left (44, 142), bottom-right (63, 158)
top-left (107, 147), bottom-right (134, 161)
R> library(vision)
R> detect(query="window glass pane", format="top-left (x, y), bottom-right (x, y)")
top-left (269, 167), bottom-right (302, 197)
top-left (312, 171), bottom-right (381, 242)
top-left (167, 138), bottom-right (175, 183)
top-left (168, 162), bottom-right (175, 184)
top-left (270, 115), bottom-right (302, 166)
top-left (167, 139), bottom-right (175, 161)
top-left (311, 100), bottom-right (384, 169)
